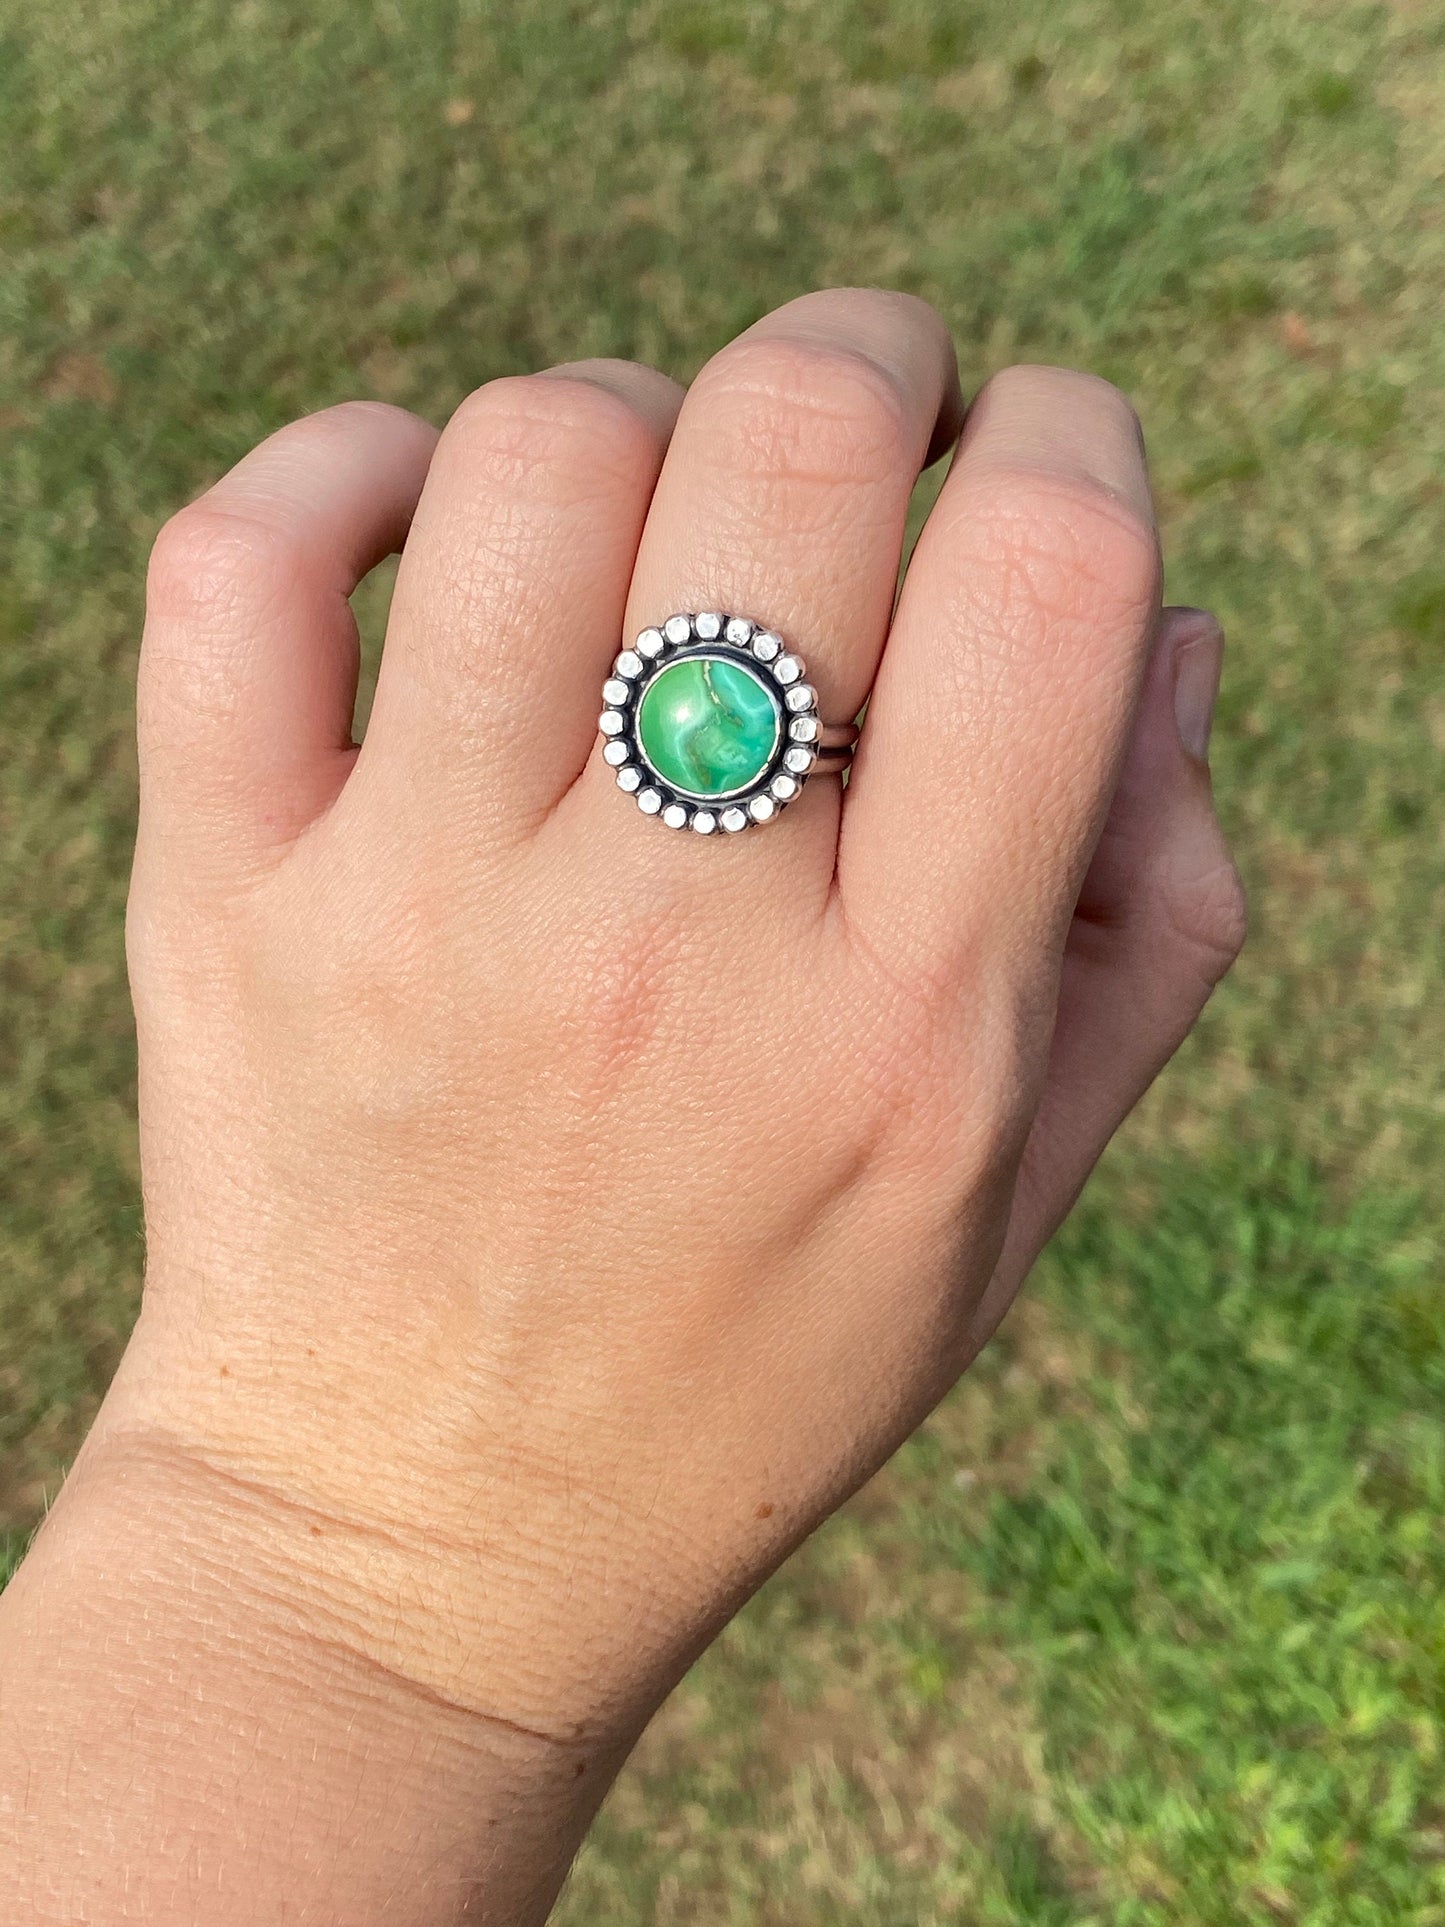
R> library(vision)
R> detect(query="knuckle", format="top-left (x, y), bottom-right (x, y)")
top-left (1165, 854), bottom-right (1248, 985)
top-left (296, 398), bottom-right (438, 461)
top-left (693, 335), bottom-right (914, 492)
top-left (312, 396), bottom-right (424, 435)
top-left (143, 504), bottom-right (308, 662)
top-left (443, 373), bottom-right (662, 509)
top-left (983, 362), bottom-right (1144, 444)
top-left (146, 502), bottom-right (304, 628)
top-left (941, 462), bottom-right (1159, 641)
top-left (867, 286), bottom-right (951, 343)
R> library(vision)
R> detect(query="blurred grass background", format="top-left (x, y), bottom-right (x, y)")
top-left (2, 0), bottom-right (1443, 1918)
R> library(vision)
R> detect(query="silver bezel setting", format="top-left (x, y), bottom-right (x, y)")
top-left (600, 613), bottom-right (822, 832)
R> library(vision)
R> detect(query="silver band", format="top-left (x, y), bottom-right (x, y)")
top-left (598, 613), bottom-right (858, 834)
top-left (810, 724), bottom-right (860, 777)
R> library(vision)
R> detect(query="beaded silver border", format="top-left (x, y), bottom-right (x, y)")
top-left (598, 613), bottom-right (823, 834)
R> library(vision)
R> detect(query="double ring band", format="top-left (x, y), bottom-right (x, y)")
top-left (598, 613), bottom-right (858, 834)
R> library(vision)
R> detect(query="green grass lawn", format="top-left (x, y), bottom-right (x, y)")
top-left (3, 0), bottom-right (1443, 1918)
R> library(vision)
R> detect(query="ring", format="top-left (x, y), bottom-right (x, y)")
top-left (598, 613), bottom-right (859, 834)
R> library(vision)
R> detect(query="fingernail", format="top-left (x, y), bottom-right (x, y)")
top-left (1171, 616), bottom-right (1224, 761)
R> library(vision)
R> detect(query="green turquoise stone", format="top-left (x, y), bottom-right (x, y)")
top-left (636, 654), bottom-right (781, 799)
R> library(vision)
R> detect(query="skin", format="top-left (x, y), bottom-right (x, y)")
top-left (0, 288), bottom-right (1244, 1925)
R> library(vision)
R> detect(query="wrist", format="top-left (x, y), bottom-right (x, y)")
top-left (1, 1431), bottom-right (624, 1925)
top-left (89, 1284), bottom-right (714, 1750)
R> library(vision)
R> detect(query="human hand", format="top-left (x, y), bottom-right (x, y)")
top-left (1, 289), bottom-right (1243, 1923)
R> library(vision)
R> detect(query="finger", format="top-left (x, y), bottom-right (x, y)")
top-left (137, 401), bottom-right (439, 867)
top-left (968, 608), bottom-right (1246, 1349)
top-left (570, 289), bottom-right (962, 856)
top-left (364, 359), bottom-right (684, 829)
top-left (839, 364), bottom-right (1161, 974)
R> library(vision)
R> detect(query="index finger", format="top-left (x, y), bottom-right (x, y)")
top-left (837, 364), bottom-right (1161, 983)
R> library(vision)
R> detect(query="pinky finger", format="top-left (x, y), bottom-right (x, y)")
top-left (968, 607), bottom-right (1247, 1347)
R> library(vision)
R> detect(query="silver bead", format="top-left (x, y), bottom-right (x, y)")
top-left (599, 710), bottom-right (626, 736)
top-left (664, 615), bottom-right (692, 645)
top-left (603, 739), bottom-right (631, 765)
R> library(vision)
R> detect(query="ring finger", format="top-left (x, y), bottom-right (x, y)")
top-left (564, 288), bottom-right (963, 871)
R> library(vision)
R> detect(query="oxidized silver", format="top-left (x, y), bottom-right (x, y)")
top-left (598, 613), bottom-right (858, 834)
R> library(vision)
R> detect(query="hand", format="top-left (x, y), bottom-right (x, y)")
top-left (0, 289), bottom-right (1243, 1923)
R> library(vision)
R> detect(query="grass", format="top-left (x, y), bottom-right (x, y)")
top-left (2, 0), bottom-right (1443, 1917)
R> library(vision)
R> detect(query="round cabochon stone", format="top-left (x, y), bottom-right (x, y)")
top-left (636, 654), bottom-right (781, 799)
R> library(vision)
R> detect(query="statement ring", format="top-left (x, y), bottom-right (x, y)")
top-left (598, 613), bottom-right (859, 834)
